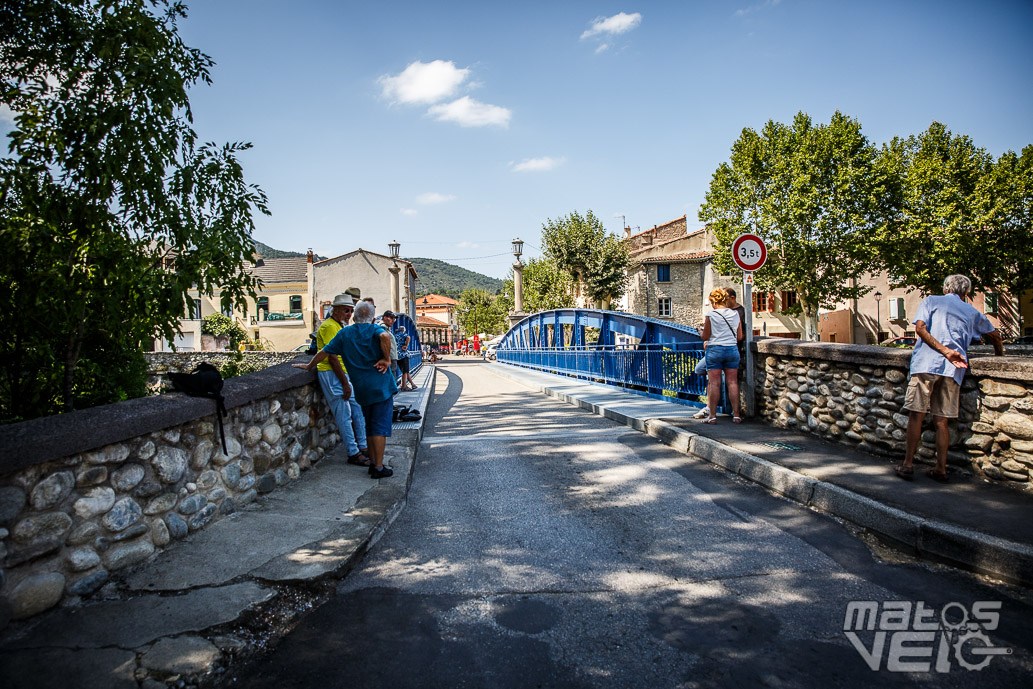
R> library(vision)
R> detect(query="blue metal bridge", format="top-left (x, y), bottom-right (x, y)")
top-left (495, 309), bottom-right (713, 409)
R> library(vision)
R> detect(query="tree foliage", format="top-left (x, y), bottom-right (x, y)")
top-left (540, 209), bottom-right (629, 307)
top-left (500, 257), bottom-right (575, 314)
top-left (455, 288), bottom-right (506, 337)
top-left (699, 111), bottom-right (891, 339)
top-left (877, 123), bottom-right (1033, 297)
top-left (0, 0), bottom-right (268, 420)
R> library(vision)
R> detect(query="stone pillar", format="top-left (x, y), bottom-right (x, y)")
top-left (509, 259), bottom-right (525, 328)
top-left (389, 263), bottom-right (401, 313)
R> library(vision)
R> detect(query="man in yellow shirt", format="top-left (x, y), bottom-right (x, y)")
top-left (316, 293), bottom-right (369, 465)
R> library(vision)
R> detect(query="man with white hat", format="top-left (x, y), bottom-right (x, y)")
top-left (315, 293), bottom-right (369, 466)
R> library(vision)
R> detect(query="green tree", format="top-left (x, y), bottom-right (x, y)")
top-left (540, 210), bottom-right (629, 308)
top-left (699, 111), bottom-right (890, 340)
top-left (201, 313), bottom-right (248, 349)
top-left (499, 257), bottom-right (575, 315)
top-left (878, 124), bottom-right (1033, 304)
top-left (0, 0), bottom-right (268, 420)
top-left (456, 288), bottom-right (506, 337)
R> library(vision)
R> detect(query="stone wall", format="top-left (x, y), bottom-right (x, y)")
top-left (753, 339), bottom-right (1033, 485)
top-left (0, 363), bottom-right (338, 621)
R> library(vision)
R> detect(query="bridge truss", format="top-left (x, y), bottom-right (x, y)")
top-left (497, 309), bottom-right (715, 409)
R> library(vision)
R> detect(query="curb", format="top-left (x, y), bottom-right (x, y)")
top-left (487, 364), bottom-right (1033, 588)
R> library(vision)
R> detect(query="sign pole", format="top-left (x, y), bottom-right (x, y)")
top-left (731, 233), bottom-right (766, 420)
top-left (743, 272), bottom-right (755, 418)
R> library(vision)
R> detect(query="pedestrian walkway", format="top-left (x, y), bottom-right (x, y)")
top-left (486, 363), bottom-right (1033, 589)
top-left (0, 366), bottom-right (435, 689)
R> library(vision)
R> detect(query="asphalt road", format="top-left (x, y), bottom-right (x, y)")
top-left (229, 359), bottom-right (1033, 688)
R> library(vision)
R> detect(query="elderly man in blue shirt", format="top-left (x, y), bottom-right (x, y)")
top-left (895, 275), bottom-right (1004, 483)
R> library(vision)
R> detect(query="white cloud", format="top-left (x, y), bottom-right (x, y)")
top-left (595, 43), bottom-right (610, 54)
top-left (378, 60), bottom-right (470, 105)
top-left (416, 192), bottom-right (456, 205)
top-left (736, 0), bottom-right (781, 17)
top-left (427, 96), bottom-right (511, 128)
top-left (581, 12), bottom-right (642, 39)
top-left (401, 208), bottom-right (418, 216)
top-left (511, 156), bottom-right (566, 173)
top-left (0, 104), bottom-right (14, 124)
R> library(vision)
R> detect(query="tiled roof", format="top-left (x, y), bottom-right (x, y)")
top-left (629, 227), bottom-right (710, 255)
top-left (249, 256), bottom-right (308, 283)
top-left (637, 251), bottom-right (713, 263)
top-left (313, 248), bottom-right (419, 280)
top-left (417, 315), bottom-right (449, 327)
top-left (416, 294), bottom-right (458, 306)
top-left (626, 215), bottom-right (687, 242)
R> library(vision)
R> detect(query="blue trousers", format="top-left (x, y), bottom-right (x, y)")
top-left (317, 369), bottom-right (367, 456)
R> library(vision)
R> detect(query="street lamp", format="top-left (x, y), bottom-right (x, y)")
top-left (874, 291), bottom-right (883, 343)
top-left (388, 240), bottom-right (400, 259)
top-left (512, 237), bottom-right (524, 258)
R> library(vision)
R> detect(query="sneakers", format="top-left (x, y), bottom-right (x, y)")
top-left (692, 408), bottom-right (709, 419)
top-left (369, 465), bottom-right (394, 479)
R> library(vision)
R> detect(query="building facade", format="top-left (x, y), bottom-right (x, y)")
top-left (414, 294), bottom-right (458, 346)
top-left (312, 249), bottom-right (418, 323)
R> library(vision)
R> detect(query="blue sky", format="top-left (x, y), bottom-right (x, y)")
top-left (85, 2), bottom-right (1033, 278)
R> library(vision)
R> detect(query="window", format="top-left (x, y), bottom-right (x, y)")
top-left (753, 292), bottom-right (773, 312)
top-left (656, 264), bottom-right (671, 282)
top-left (187, 298), bottom-right (201, 320)
top-left (985, 293), bottom-right (999, 315)
top-left (290, 295), bottom-right (302, 314)
top-left (221, 301), bottom-right (233, 318)
top-left (257, 296), bottom-right (269, 318)
top-left (781, 291), bottom-right (798, 310)
top-left (888, 297), bottom-right (906, 320)
top-left (658, 297), bottom-right (672, 317)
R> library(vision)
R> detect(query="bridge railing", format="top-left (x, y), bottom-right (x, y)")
top-left (495, 308), bottom-right (730, 410)
top-left (497, 344), bottom-right (713, 404)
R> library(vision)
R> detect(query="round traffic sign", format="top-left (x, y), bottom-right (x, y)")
top-left (732, 233), bottom-right (767, 272)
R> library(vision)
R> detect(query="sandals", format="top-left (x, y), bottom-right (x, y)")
top-left (926, 468), bottom-right (950, 483)
top-left (347, 452), bottom-right (372, 467)
top-left (733, 417), bottom-right (742, 424)
top-left (894, 463), bottom-right (914, 480)
top-left (702, 417), bottom-right (717, 424)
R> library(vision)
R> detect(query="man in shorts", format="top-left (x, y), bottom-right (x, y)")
top-left (895, 275), bottom-right (1003, 483)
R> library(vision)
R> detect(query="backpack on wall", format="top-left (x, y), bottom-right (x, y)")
top-left (169, 362), bottom-right (228, 454)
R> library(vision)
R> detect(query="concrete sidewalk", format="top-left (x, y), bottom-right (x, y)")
top-left (486, 363), bottom-right (1033, 589)
top-left (0, 365), bottom-right (436, 689)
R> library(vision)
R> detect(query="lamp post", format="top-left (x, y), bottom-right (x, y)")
top-left (510, 237), bottom-right (525, 328)
top-left (874, 291), bottom-right (883, 343)
top-left (388, 240), bottom-right (401, 314)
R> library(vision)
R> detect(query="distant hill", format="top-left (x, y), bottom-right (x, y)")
top-left (251, 240), bottom-right (326, 261)
top-left (406, 257), bottom-right (504, 299)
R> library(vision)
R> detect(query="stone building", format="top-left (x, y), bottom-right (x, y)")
top-left (414, 294), bottom-right (458, 346)
top-left (311, 249), bottom-right (418, 322)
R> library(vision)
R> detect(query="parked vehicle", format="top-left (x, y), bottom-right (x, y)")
top-left (880, 336), bottom-right (916, 348)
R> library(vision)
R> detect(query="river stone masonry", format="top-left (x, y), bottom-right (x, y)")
top-left (0, 363), bottom-right (335, 622)
top-left (753, 339), bottom-right (1033, 486)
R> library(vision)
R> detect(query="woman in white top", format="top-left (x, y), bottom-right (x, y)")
top-left (701, 287), bottom-right (743, 424)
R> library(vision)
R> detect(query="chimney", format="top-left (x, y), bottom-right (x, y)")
top-left (624, 226), bottom-right (631, 238)
top-left (306, 248), bottom-right (313, 263)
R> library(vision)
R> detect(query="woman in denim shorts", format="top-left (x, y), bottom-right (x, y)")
top-left (701, 287), bottom-right (744, 424)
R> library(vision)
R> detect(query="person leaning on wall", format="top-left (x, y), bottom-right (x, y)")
top-left (700, 287), bottom-right (744, 424)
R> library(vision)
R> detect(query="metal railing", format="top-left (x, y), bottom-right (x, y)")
top-left (497, 344), bottom-right (710, 404)
top-left (495, 308), bottom-right (722, 409)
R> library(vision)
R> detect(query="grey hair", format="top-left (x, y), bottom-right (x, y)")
top-left (353, 300), bottom-right (376, 323)
top-left (943, 274), bottom-right (971, 297)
